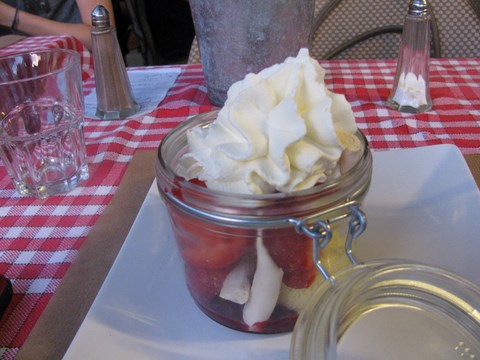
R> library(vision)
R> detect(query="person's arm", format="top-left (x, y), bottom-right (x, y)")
top-left (0, 0), bottom-right (115, 50)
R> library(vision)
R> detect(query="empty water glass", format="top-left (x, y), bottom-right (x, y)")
top-left (0, 49), bottom-right (89, 198)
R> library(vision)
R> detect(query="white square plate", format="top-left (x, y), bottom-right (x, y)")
top-left (63, 144), bottom-right (480, 359)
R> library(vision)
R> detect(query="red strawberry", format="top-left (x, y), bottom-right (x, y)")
top-left (167, 204), bottom-right (254, 269)
top-left (263, 228), bottom-right (317, 289)
top-left (166, 177), bottom-right (255, 269)
top-left (282, 267), bottom-right (317, 289)
top-left (168, 178), bottom-right (206, 202)
top-left (187, 178), bottom-right (206, 187)
top-left (185, 264), bottom-right (232, 302)
top-left (247, 304), bottom-right (298, 333)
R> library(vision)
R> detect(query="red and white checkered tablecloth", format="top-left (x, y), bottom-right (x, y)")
top-left (0, 35), bottom-right (479, 359)
top-left (0, 35), bottom-right (94, 81)
top-left (322, 58), bottom-right (480, 154)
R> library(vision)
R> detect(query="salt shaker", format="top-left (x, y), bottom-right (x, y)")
top-left (387, 0), bottom-right (432, 113)
top-left (91, 5), bottom-right (139, 120)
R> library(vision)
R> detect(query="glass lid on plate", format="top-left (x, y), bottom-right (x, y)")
top-left (290, 259), bottom-right (480, 360)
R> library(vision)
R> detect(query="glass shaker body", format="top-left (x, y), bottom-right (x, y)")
top-left (387, 2), bottom-right (432, 113)
top-left (156, 111), bottom-right (373, 333)
top-left (91, 5), bottom-right (139, 120)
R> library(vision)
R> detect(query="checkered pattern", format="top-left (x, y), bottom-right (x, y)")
top-left (0, 35), bottom-right (94, 80)
top-left (0, 36), bottom-right (479, 359)
top-left (321, 58), bottom-right (480, 153)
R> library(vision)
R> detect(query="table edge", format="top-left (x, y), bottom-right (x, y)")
top-left (15, 150), bottom-right (156, 360)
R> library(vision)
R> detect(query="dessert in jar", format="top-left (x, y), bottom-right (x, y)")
top-left (156, 49), bottom-right (372, 333)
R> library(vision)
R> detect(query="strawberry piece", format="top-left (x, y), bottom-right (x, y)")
top-left (166, 177), bottom-right (254, 269)
top-left (168, 177), bottom-right (206, 202)
top-left (263, 228), bottom-right (317, 289)
top-left (246, 304), bottom-right (298, 333)
top-left (187, 178), bottom-right (206, 187)
top-left (167, 205), bottom-right (254, 269)
top-left (282, 267), bottom-right (317, 289)
top-left (185, 264), bottom-right (232, 302)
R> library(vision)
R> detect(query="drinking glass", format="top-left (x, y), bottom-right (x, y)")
top-left (0, 49), bottom-right (89, 198)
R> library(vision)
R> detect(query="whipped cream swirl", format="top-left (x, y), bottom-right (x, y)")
top-left (178, 49), bottom-right (358, 194)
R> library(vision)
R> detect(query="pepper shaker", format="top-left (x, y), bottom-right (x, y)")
top-left (91, 5), bottom-right (139, 120)
top-left (387, 0), bottom-right (432, 113)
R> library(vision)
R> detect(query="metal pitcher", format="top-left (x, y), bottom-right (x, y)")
top-left (190, 0), bottom-right (314, 106)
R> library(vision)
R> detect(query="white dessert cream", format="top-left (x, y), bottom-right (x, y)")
top-left (177, 49), bottom-right (361, 328)
top-left (242, 237), bottom-right (283, 326)
top-left (178, 48), bottom-right (360, 195)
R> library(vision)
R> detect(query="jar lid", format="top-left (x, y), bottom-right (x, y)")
top-left (290, 259), bottom-right (480, 359)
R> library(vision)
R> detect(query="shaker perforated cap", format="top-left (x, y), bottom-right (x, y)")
top-left (408, 0), bottom-right (431, 16)
top-left (91, 5), bottom-right (110, 28)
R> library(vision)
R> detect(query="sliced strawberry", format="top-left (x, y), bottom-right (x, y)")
top-left (282, 267), bottom-right (317, 289)
top-left (168, 178), bottom-right (206, 203)
top-left (246, 304), bottom-right (298, 333)
top-left (187, 178), bottom-right (206, 187)
top-left (166, 177), bottom-right (255, 269)
top-left (263, 228), bottom-right (317, 289)
top-left (185, 264), bottom-right (232, 302)
top-left (167, 205), bottom-right (254, 269)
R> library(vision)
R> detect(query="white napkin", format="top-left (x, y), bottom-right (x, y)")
top-left (84, 68), bottom-right (181, 120)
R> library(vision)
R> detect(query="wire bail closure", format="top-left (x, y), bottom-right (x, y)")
top-left (291, 201), bottom-right (367, 283)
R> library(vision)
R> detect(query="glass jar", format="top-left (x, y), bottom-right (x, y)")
top-left (290, 260), bottom-right (480, 359)
top-left (155, 111), bottom-right (372, 333)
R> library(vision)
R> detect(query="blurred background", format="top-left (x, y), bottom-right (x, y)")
top-left (113, 0), bottom-right (195, 66)
top-left (115, 0), bottom-right (480, 68)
